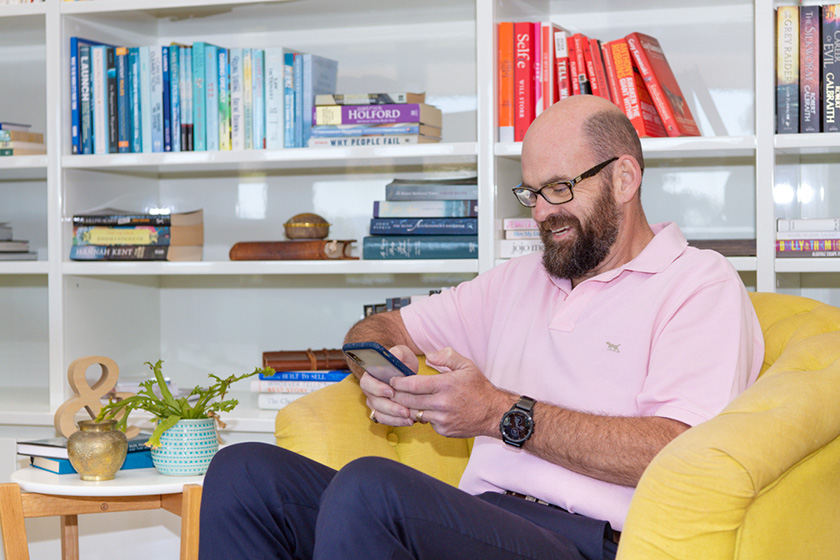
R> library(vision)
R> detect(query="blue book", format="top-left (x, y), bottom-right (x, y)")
top-left (300, 53), bottom-right (338, 148)
top-left (218, 48), bottom-right (230, 150)
top-left (70, 37), bottom-right (108, 154)
top-left (372, 200), bottom-right (478, 218)
top-left (169, 44), bottom-right (181, 152)
top-left (192, 42), bottom-right (208, 151)
top-left (29, 449), bottom-right (154, 475)
top-left (283, 51), bottom-right (295, 148)
top-left (128, 47), bottom-right (142, 152)
top-left (264, 46), bottom-right (288, 150)
top-left (204, 44), bottom-right (220, 151)
top-left (258, 370), bottom-right (351, 382)
top-left (243, 48), bottom-right (253, 149)
top-left (162, 45), bottom-right (172, 152)
top-left (181, 45), bottom-right (192, 150)
top-left (293, 52), bottom-right (304, 147)
top-left (139, 46), bottom-right (152, 153)
top-left (106, 47), bottom-right (118, 153)
top-left (115, 47), bottom-right (130, 153)
top-left (362, 235), bottom-right (479, 260)
top-left (79, 45), bottom-right (94, 154)
top-left (252, 48), bottom-right (265, 149)
top-left (369, 218), bottom-right (478, 236)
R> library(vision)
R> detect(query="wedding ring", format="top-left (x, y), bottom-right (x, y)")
top-left (369, 409), bottom-right (379, 424)
top-left (415, 410), bottom-right (425, 424)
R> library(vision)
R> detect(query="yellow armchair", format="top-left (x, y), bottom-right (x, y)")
top-left (274, 292), bottom-right (840, 558)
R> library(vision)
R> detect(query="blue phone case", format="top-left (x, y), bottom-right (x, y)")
top-left (342, 342), bottom-right (415, 382)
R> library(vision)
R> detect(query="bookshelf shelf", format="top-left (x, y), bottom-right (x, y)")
top-left (495, 136), bottom-right (757, 160)
top-left (776, 258), bottom-right (840, 274)
top-left (0, 262), bottom-right (48, 275)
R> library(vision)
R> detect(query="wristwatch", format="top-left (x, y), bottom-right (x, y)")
top-left (499, 396), bottom-right (536, 448)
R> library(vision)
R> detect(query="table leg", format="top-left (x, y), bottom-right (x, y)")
top-left (180, 485), bottom-right (202, 560)
top-left (60, 514), bottom-right (79, 560)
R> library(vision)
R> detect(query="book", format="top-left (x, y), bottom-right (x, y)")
top-left (572, 33), bottom-right (591, 95)
top-left (258, 370), bottom-right (350, 382)
top-left (0, 147), bottom-right (47, 156)
top-left (687, 239), bottom-right (757, 257)
top-left (229, 239), bottom-right (357, 260)
top-left (264, 46), bottom-right (290, 150)
top-left (182, 45), bottom-right (194, 150)
top-left (205, 44), bottom-right (220, 151)
top-left (139, 46), bottom-right (152, 153)
top-left (0, 141), bottom-right (47, 152)
top-left (0, 251), bottom-right (38, 261)
top-left (218, 47), bottom-right (231, 151)
top-left (80, 47), bottom-right (94, 153)
top-left (385, 178), bottom-right (478, 200)
top-left (373, 200), bottom-right (477, 218)
top-left (603, 39), bottom-right (666, 138)
top-left (777, 230), bottom-right (840, 240)
top-left (369, 217), bottom-right (478, 236)
top-left (71, 224), bottom-right (204, 247)
top-left (499, 238), bottom-right (543, 258)
top-left (192, 42), bottom-right (212, 151)
top-left (503, 217), bottom-right (539, 230)
top-left (72, 209), bottom-right (203, 227)
top-left (257, 392), bottom-right (307, 410)
top-left (230, 48), bottom-right (245, 150)
top-left (600, 41), bottom-right (620, 105)
top-left (497, 22), bottom-right (515, 143)
top-left (775, 250), bottom-right (840, 258)
top-left (68, 245), bottom-right (202, 261)
top-left (250, 379), bottom-right (337, 393)
top-left (115, 47), bottom-right (130, 153)
top-left (0, 122), bottom-right (31, 132)
top-left (162, 46), bottom-right (173, 151)
top-left (513, 21), bottom-right (535, 142)
top-left (17, 433), bottom-right (151, 460)
top-left (504, 229), bottom-right (540, 239)
top-left (554, 28), bottom-right (571, 101)
top-left (800, 5), bottom-right (822, 133)
top-left (584, 37), bottom-right (610, 100)
top-left (283, 50), bottom-right (296, 148)
top-left (105, 46), bottom-right (118, 153)
top-left (261, 349), bottom-right (346, 371)
top-left (777, 217), bottom-right (840, 232)
top-left (315, 92), bottom-right (425, 106)
top-left (776, 239), bottom-right (840, 252)
top-left (149, 46), bottom-right (165, 152)
top-left (823, 5), bottom-right (840, 132)
top-left (0, 223), bottom-right (11, 240)
top-left (169, 44), bottom-right (182, 152)
top-left (129, 47), bottom-right (142, 152)
top-left (309, 123), bottom-right (441, 138)
top-left (91, 45), bottom-right (109, 154)
top-left (70, 37), bottom-right (107, 154)
top-left (625, 32), bottom-right (701, 137)
top-left (362, 235), bottom-right (478, 260)
top-left (0, 240), bottom-right (30, 252)
top-left (314, 103), bottom-right (441, 128)
top-left (307, 135), bottom-right (440, 147)
top-left (30, 449), bottom-right (154, 475)
top-left (776, 6), bottom-right (800, 133)
top-left (301, 52), bottom-right (338, 147)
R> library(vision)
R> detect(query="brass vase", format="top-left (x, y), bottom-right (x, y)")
top-left (67, 419), bottom-right (128, 481)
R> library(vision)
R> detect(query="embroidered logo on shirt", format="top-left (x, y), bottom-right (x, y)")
top-left (606, 342), bottom-right (621, 353)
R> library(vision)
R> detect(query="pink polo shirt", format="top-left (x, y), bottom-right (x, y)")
top-left (400, 222), bottom-right (763, 530)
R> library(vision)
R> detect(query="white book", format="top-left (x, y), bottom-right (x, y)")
top-left (777, 218), bottom-right (840, 232)
top-left (264, 46), bottom-right (288, 150)
top-left (504, 229), bottom-right (541, 239)
top-left (252, 48), bottom-right (265, 149)
top-left (257, 392), bottom-right (306, 410)
top-left (301, 53), bottom-right (338, 148)
top-left (149, 46), bottom-right (164, 152)
top-left (499, 239), bottom-right (543, 258)
top-left (229, 47), bottom-right (245, 151)
top-left (91, 45), bottom-right (109, 155)
top-left (502, 217), bottom-right (539, 230)
top-left (243, 48), bottom-right (253, 149)
top-left (139, 46), bottom-right (152, 153)
top-left (204, 44), bottom-right (219, 151)
top-left (776, 230), bottom-right (840, 240)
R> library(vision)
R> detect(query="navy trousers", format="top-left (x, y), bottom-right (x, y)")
top-left (198, 442), bottom-right (618, 560)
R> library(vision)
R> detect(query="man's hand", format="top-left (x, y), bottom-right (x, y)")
top-left (358, 345), bottom-right (418, 427)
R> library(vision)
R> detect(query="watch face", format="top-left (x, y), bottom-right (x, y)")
top-left (501, 410), bottom-right (533, 443)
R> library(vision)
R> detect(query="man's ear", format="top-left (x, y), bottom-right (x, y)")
top-left (612, 155), bottom-right (642, 204)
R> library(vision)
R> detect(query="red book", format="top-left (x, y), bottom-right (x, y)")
top-left (513, 22), bottom-right (536, 141)
top-left (604, 39), bottom-right (666, 138)
top-left (498, 22), bottom-right (515, 142)
top-left (554, 28), bottom-right (571, 101)
top-left (601, 41), bottom-right (621, 105)
top-left (532, 22), bottom-right (544, 116)
top-left (587, 38), bottom-right (611, 100)
top-left (566, 34), bottom-right (581, 96)
top-left (625, 32), bottom-right (700, 137)
top-left (572, 33), bottom-right (591, 95)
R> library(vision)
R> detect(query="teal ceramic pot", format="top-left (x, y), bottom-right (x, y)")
top-left (150, 418), bottom-right (219, 476)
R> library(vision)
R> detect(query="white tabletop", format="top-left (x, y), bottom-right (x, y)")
top-left (10, 467), bottom-right (204, 497)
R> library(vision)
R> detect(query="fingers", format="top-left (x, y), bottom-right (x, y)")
top-left (424, 346), bottom-right (472, 372)
top-left (388, 345), bottom-right (419, 373)
top-left (360, 372), bottom-right (413, 427)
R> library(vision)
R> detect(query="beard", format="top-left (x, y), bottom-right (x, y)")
top-left (540, 178), bottom-right (621, 280)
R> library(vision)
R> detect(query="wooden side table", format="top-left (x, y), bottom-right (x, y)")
top-left (0, 467), bottom-right (203, 560)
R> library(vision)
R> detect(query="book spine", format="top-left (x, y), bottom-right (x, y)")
top-left (253, 49), bottom-right (266, 149)
top-left (192, 42), bottom-right (206, 151)
top-left (567, 34), bottom-right (580, 96)
top-left (777, 217), bottom-right (840, 231)
top-left (315, 93), bottom-right (419, 105)
top-left (244, 48), bottom-right (254, 149)
top-left (572, 33), bottom-right (591, 95)
top-left (218, 48), bottom-right (231, 151)
top-left (72, 226), bottom-right (178, 246)
top-left (373, 200), bottom-right (478, 218)
top-left (776, 6), bottom-right (800, 133)
top-left (532, 22), bottom-right (543, 116)
top-left (307, 135), bottom-right (435, 147)
top-left (69, 245), bottom-right (191, 261)
top-left (73, 214), bottom-right (171, 226)
top-left (776, 239), bottom-right (840, 251)
top-left (369, 218), bottom-right (478, 236)
top-left (230, 48), bottom-right (245, 150)
top-left (513, 21), bottom-right (534, 142)
top-left (116, 47), bottom-right (130, 153)
top-left (823, 5), bottom-right (840, 132)
top-left (139, 46), bottom-right (152, 153)
top-left (70, 37), bottom-right (81, 154)
top-left (149, 46), bottom-right (164, 152)
top-left (588, 38), bottom-right (610, 100)
top-left (302, 53), bottom-right (338, 148)
top-left (554, 29), bottom-right (571, 100)
top-left (608, 39), bottom-right (666, 138)
top-left (498, 22), bottom-right (515, 143)
top-left (600, 41), bottom-right (620, 106)
top-left (250, 379), bottom-right (336, 393)
top-left (310, 124), bottom-right (432, 137)
top-left (313, 103), bottom-right (438, 126)
top-left (129, 48), bottom-right (141, 152)
top-left (499, 238), bottom-right (544, 258)
top-left (504, 229), bottom-right (541, 239)
top-left (91, 46), bottom-right (109, 155)
top-left (162, 46), bottom-right (172, 151)
top-left (257, 392), bottom-right (307, 409)
top-left (776, 230), bottom-right (840, 240)
top-left (502, 217), bottom-right (538, 229)
top-left (293, 52), bottom-right (303, 147)
top-left (384, 184), bottom-right (478, 201)
top-left (259, 370), bottom-right (350, 382)
top-left (183, 46), bottom-right (194, 151)
top-left (264, 47), bottom-right (284, 150)
top-left (541, 22), bottom-right (555, 107)
top-left (362, 235), bottom-right (479, 260)
top-left (205, 45), bottom-right (219, 151)
top-left (106, 47), bottom-right (118, 153)
top-left (79, 45), bottom-right (93, 154)
top-left (801, 5), bottom-right (821, 133)
top-left (775, 249), bottom-right (840, 258)
top-left (283, 51), bottom-right (295, 148)
top-left (169, 45), bottom-right (181, 152)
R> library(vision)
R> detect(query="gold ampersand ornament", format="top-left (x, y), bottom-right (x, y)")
top-left (54, 356), bottom-right (140, 439)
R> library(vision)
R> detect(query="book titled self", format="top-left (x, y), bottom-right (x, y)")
top-left (314, 103), bottom-right (442, 127)
top-left (362, 236), bottom-right (478, 260)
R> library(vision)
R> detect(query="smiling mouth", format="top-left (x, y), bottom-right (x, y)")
top-left (551, 225), bottom-right (571, 236)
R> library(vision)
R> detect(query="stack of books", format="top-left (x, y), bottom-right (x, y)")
top-left (69, 37), bottom-right (338, 154)
top-left (362, 289), bottom-right (446, 317)
top-left (362, 176), bottom-right (478, 260)
top-left (774, 5), bottom-right (840, 133)
top-left (256, 348), bottom-right (350, 410)
top-left (776, 217), bottom-right (840, 258)
top-left (0, 122), bottom-right (46, 156)
top-left (17, 433), bottom-right (154, 475)
top-left (308, 92), bottom-right (442, 147)
top-left (497, 23), bottom-right (699, 141)
top-left (68, 208), bottom-right (204, 262)
top-left (0, 222), bottom-right (37, 260)
top-left (500, 218), bottom-right (543, 259)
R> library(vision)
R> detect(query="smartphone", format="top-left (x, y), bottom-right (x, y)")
top-left (342, 341), bottom-right (416, 383)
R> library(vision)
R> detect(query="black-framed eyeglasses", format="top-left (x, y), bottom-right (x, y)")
top-left (512, 157), bottom-right (619, 207)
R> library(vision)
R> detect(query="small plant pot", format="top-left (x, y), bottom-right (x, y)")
top-left (150, 418), bottom-right (219, 476)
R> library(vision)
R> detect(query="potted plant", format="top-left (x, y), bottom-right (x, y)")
top-left (97, 359), bottom-right (272, 475)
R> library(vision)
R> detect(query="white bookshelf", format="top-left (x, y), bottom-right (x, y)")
top-left (0, 0), bottom-right (838, 436)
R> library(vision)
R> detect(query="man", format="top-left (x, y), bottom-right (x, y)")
top-left (199, 95), bottom-right (763, 560)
